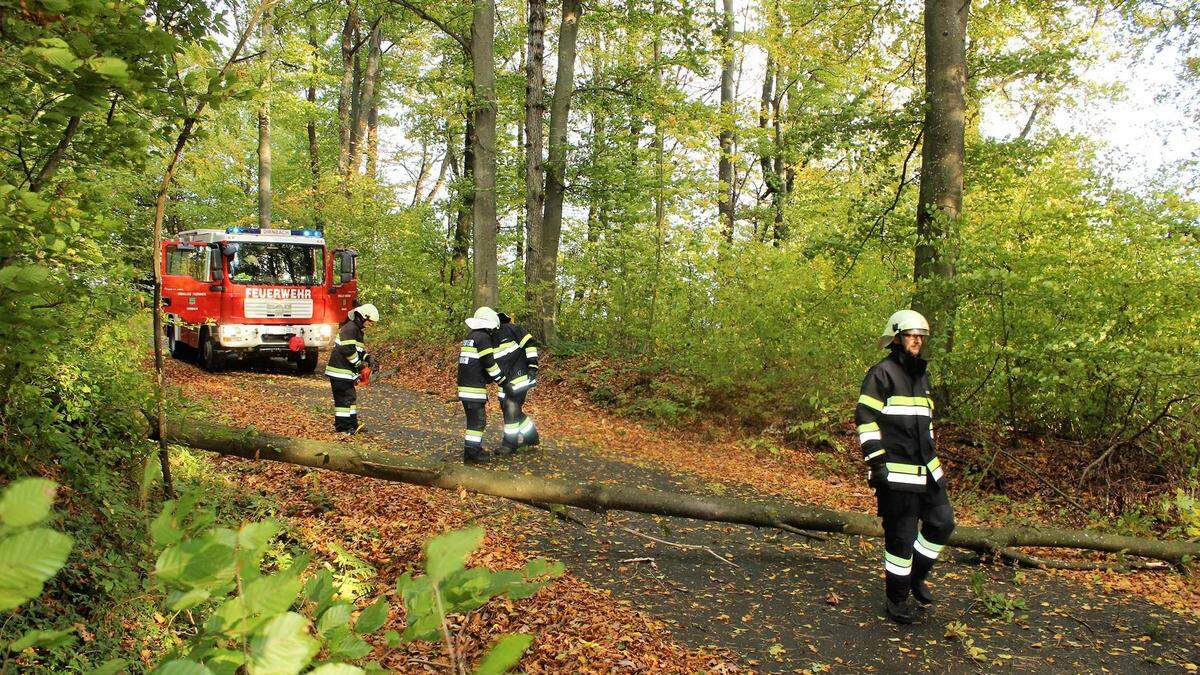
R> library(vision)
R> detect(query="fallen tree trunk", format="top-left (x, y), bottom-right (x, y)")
top-left (160, 419), bottom-right (1200, 566)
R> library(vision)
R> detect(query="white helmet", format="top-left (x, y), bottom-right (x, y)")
top-left (877, 309), bottom-right (929, 349)
top-left (351, 303), bottom-right (380, 323)
top-left (465, 306), bottom-right (500, 330)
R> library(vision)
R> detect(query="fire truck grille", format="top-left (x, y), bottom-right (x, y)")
top-left (244, 298), bottom-right (314, 319)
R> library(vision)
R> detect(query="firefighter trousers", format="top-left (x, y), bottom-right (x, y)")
top-left (461, 400), bottom-right (487, 460)
top-left (498, 387), bottom-right (538, 452)
top-left (330, 378), bottom-right (358, 432)
top-left (877, 486), bottom-right (955, 604)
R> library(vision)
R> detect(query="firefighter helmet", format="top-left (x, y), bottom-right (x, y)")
top-left (465, 306), bottom-right (500, 330)
top-left (877, 309), bottom-right (930, 349)
top-left (352, 304), bottom-right (380, 323)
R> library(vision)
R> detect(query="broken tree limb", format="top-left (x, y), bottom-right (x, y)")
top-left (158, 418), bottom-right (1200, 566)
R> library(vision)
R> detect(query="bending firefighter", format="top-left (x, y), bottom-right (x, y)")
top-left (324, 304), bottom-right (378, 434)
top-left (456, 307), bottom-right (508, 463)
top-left (495, 312), bottom-right (540, 454)
top-left (855, 309), bottom-right (956, 624)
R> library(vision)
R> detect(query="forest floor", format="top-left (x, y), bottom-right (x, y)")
top-left (164, 352), bottom-right (1200, 673)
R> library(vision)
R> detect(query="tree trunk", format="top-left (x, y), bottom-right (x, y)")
top-left (646, 4), bottom-right (665, 356)
top-left (451, 119), bottom-right (474, 289)
top-left (257, 6), bottom-right (273, 229)
top-left (367, 95), bottom-right (380, 179)
top-left (523, 0), bottom-right (546, 313)
top-left (536, 0), bottom-right (582, 344)
top-left (470, 0), bottom-right (499, 310)
top-left (349, 46), bottom-right (363, 171)
top-left (159, 417), bottom-right (1200, 566)
top-left (352, 20), bottom-right (382, 175)
top-left (716, 0), bottom-right (735, 242)
top-left (912, 0), bottom-right (969, 360)
top-left (307, 38), bottom-right (321, 185)
top-left (337, 3), bottom-right (359, 177)
top-left (757, 52), bottom-right (774, 226)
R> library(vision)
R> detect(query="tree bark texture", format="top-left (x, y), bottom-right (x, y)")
top-left (337, 3), bottom-right (359, 177)
top-left (470, 0), bottom-right (499, 309)
top-left (307, 38), bottom-right (321, 185)
top-left (535, 0), bottom-right (582, 344)
top-left (913, 0), bottom-right (969, 356)
top-left (159, 418), bottom-right (1200, 566)
top-left (257, 6), bottom-right (273, 229)
top-left (523, 0), bottom-right (547, 313)
top-left (716, 0), bottom-right (735, 242)
top-left (450, 119), bottom-right (474, 288)
top-left (352, 20), bottom-right (383, 175)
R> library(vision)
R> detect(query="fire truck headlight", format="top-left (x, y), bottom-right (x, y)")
top-left (317, 324), bottom-right (333, 339)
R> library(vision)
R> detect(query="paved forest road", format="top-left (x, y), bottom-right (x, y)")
top-left (248, 368), bottom-right (1198, 672)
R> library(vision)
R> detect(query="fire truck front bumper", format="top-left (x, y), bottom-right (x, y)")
top-left (216, 324), bottom-right (335, 350)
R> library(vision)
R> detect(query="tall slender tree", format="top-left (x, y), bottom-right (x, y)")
top-left (534, 0), bottom-right (582, 343)
top-left (257, 5), bottom-right (273, 228)
top-left (716, 0), bottom-right (735, 241)
top-left (523, 0), bottom-right (546, 308)
top-left (913, 0), bottom-right (970, 362)
top-left (470, 0), bottom-right (499, 309)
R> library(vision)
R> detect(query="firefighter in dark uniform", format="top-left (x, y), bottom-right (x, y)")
top-left (324, 304), bottom-right (378, 434)
top-left (457, 307), bottom-right (507, 463)
top-left (494, 312), bottom-right (540, 455)
top-left (855, 309), bottom-right (956, 624)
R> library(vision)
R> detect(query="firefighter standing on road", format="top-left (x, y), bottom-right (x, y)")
top-left (457, 307), bottom-right (508, 464)
top-left (494, 312), bottom-right (540, 455)
top-left (325, 304), bottom-right (378, 434)
top-left (855, 309), bottom-right (956, 624)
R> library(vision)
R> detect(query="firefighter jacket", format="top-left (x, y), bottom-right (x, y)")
top-left (493, 323), bottom-right (539, 392)
top-left (457, 328), bottom-right (506, 401)
top-left (325, 318), bottom-right (368, 382)
top-left (854, 347), bottom-right (945, 493)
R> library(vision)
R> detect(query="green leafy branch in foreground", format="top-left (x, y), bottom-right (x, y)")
top-left (150, 492), bottom-right (563, 674)
top-left (1, 476), bottom-right (564, 673)
top-left (0, 479), bottom-right (78, 661)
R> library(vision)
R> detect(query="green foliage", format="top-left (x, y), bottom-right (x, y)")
top-left (391, 527), bottom-right (563, 671)
top-left (969, 570), bottom-right (1027, 623)
top-left (147, 492), bottom-right (391, 674)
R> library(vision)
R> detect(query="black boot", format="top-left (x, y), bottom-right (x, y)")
top-left (463, 446), bottom-right (490, 465)
top-left (495, 443), bottom-right (518, 457)
top-left (521, 428), bottom-right (540, 448)
top-left (885, 598), bottom-right (916, 624)
top-left (911, 555), bottom-right (935, 607)
top-left (911, 578), bottom-right (933, 608)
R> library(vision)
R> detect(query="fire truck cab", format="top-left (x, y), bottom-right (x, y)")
top-left (161, 227), bottom-right (358, 372)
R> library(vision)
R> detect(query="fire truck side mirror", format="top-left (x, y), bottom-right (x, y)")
top-left (208, 243), bottom-right (224, 281)
top-left (338, 251), bottom-right (356, 285)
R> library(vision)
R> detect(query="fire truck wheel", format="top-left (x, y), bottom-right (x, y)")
top-left (199, 332), bottom-right (227, 372)
top-left (167, 327), bottom-right (194, 361)
top-left (297, 349), bottom-right (319, 374)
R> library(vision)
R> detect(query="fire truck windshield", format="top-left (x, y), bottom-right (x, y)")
top-left (228, 243), bottom-right (325, 286)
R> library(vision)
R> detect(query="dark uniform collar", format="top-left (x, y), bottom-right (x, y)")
top-left (888, 344), bottom-right (928, 377)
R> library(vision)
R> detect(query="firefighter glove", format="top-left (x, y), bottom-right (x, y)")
top-left (868, 460), bottom-right (888, 489)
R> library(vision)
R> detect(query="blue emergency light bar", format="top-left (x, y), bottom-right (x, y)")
top-left (225, 226), bottom-right (324, 237)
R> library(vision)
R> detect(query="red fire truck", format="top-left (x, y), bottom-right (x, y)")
top-left (161, 226), bottom-right (358, 372)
